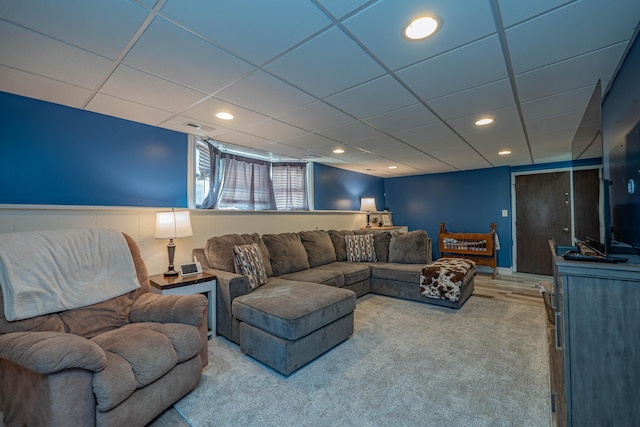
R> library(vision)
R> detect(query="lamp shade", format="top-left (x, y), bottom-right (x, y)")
top-left (360, 197), bottom-right (377, 212)
top-left (155, 209), bottom-right (193, 239)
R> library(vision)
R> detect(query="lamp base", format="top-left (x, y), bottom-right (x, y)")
top-left (163, 269), bottom-right (179, 277)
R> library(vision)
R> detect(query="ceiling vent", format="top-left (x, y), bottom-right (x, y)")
top-left (184, 122), bottom-right (215, 132)
top-left (305, 153), bottom-right (321, 158)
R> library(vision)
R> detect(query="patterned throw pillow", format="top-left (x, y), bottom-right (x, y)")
top-left (233, 243), bottom-right (268, 289)
top-left (344, 234), bottom-right (377, 262)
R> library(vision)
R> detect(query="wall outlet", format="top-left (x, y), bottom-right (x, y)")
top-left (502, 209), bottom-right (508, 217)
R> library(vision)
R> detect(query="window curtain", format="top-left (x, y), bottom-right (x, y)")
top-left (201, 143), bottom-right (276, 210)
top-left (272, 162), bottom-right (309, 211)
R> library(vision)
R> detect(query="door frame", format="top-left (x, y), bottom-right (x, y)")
top-left (510, 165), bottom-right (603, 272)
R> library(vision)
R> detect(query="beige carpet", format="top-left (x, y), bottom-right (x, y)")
top-left (175, 294), bottom-right (550, 426)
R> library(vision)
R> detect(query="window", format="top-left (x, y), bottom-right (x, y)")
top-left (272, 162), bottom-right (309, 211)
top-left (195, 139), bottom-right (309, 211)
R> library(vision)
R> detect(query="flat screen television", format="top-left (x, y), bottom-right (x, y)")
top-left (608, 119), bottom-right (640, 253)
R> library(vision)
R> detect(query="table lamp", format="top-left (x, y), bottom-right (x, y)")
top-left (156, 209), bottom-right (193, 277)
top-left (360, 197), bottom-right (377, 228)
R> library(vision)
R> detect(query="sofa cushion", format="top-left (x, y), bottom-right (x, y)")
top-left (262, 233), bottom-right (310, 276)
top-left (232, 280), bottom-right (356, 341)
top-left (372, 263), bottom-right (424, 283)
top-left (388, 230), bottom-right (430, 264)
top-left (278, 268), bottom-right (344, 288)
top-left (328, 230), bottom-right (355, 261)
top-left (299, 230), bottom-right (337, 267)
top-left (204, 233), bottom-right (273, 277)
top-left (233, 243), bottom-right (268, 289)
top-left (354, 230), bottom-right (392, 263)
top-left (314, 262), bottom-right (371, 286)
top-left (345, 234), bottom-right (377, 262)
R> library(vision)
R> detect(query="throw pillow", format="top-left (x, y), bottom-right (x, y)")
top-left (233, 243), bottom-right (268, 289)
top-left (328, 230), bottom-right (355, 261)
top-left (345, 234), bottom-right (377, 262)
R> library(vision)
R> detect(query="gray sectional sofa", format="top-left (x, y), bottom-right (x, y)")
top-left (194, 229), bottom-right (475, 375)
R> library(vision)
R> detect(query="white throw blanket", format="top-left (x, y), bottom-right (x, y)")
top-left (0, 228), bottom-right (140, 321)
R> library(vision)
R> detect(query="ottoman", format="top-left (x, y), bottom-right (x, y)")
top-left (232, 279), bottom-right (356, 375)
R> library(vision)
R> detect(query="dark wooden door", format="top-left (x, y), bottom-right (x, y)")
top-left (516, 172), bottom-right (571, 275)
top-left (573, 168), bottom-right (601, 242)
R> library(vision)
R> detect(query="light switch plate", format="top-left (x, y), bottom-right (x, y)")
top-left (502, 209), bottom-right (508, 217)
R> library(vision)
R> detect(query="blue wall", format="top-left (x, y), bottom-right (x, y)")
top-left (385, 166), bottom-right (512, 267)
top-left (0, 92), bottom-right (188, 207)
top-left (313, 163), bottom-right (385, 211)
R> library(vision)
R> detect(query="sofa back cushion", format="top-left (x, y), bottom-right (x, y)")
top-left (328, 230), bottom-right (355, 261)
top-left (354, 230), bottom-right (392, 263)
top-left (388, 230), bottom-right (430, 264)
top-left (262, 233), bottom-right (310, 276)
top-left (204, 233), bottom-right (273, 277)
top-left (299, 230), bottom-right (337, 267)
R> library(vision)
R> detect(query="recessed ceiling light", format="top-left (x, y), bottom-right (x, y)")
top-left (333, 148), bottom-right (345, 154)
top-left (498, 150), bottom-right (512, 156)
top-left (388, 166), bottom-right (397, 169)
top-left (403, 16), bottom-right (440, 40)
top-left (216, 112), bottom-right (234, 120)
top-left (475, 117), bottom-right (494, 126)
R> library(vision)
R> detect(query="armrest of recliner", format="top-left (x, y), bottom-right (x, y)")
top-left (129, 293), bottom-right (207, 326)
top-left (0, 331), bottom-right (106, 374)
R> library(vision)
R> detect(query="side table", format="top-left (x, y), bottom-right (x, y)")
top-left (149, 272), bottom-right (217, 339)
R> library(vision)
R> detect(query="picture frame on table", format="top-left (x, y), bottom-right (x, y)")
top-left (381, 213), bottom-right (392, 226)
top-left (369, 213), bottom-right (382, 226)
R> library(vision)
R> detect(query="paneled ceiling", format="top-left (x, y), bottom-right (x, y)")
top-left (1, 0), bottom-right (638, 177)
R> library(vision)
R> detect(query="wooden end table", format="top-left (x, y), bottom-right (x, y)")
top-left (149, 272), bottom-right (217, 339)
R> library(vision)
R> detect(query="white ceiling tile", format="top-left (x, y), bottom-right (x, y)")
top-left (123, 18), bottom-right (254, 94)
top-left (507, 0), bottom-right (640, 74)
top-left (0, 0), bottom-right (148, 59)
top-left (318, 121), bottom-right (385, 143)
top-left (275, 101), bottom-right (353, 132)
top-left (0, 21), bottom-right (113, 89)
top-left (352, 136), bottom-right (402, 153)
top-left (238, 119), bottom-right (309, 142)
top-left (516, 44), bottom-right (627, 102)
top-left (280, 133), bottom-right (337, 151)
top-left (427, 79), bottom-right (514, 120)
top-left (397, 35), bottom-right (508, 100)
top-left (85, 93), bottom-right (174, 126)
top-left (527, 110), bottom-right (583, 136)
top-left (448, 104), bottom-right (521, 131)
top-left (182, 97), bottom-right (268, 129)
top-left (498, 0), bottom-right (572, 27)
top-left (521, 85), bottom-right (595, 122)
top-left (0, 65), bottom-right (92, 108)
top-left (214, 130), bottom-right (272, 149)
top-left (344, 0), bottom-right (497, 70)
top-left (315, 0), bottom-right (370, 19)
top-left (529, 127), bottom-right (575, 159)
top-left (265, 27), bottom-right (386, 98)
top-left (159, 0), bottom-right (332, 64)
top-left (99, 65), bottom-right (207, 113)
top-left (217, 71), bottom-right (315, 116)
top-left (363, 103), bottom-right (439, 133)
top-left (324, 75), bottom-right (416, 118)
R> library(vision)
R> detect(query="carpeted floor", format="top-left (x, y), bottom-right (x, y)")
top-left (174, 294), bottom-right (550, 427)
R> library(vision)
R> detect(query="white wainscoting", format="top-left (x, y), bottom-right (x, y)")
top-left (0, 206), bottom-right (366, 275)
